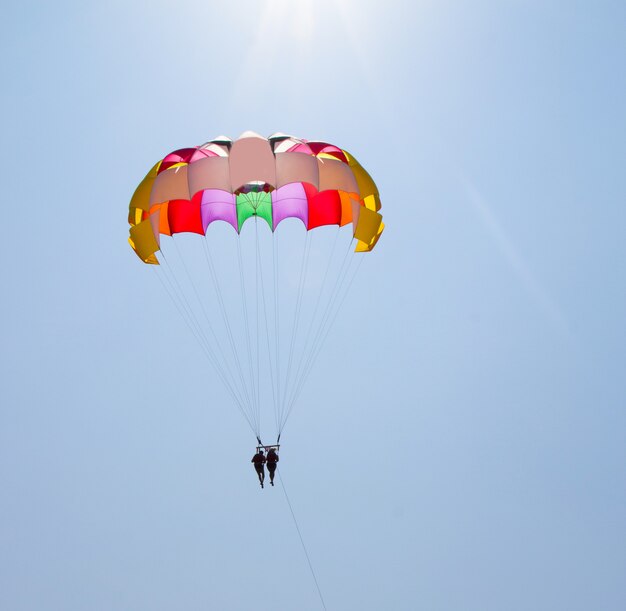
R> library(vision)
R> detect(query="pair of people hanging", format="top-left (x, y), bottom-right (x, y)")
top-left (251, 447), bottom-right (279, 488)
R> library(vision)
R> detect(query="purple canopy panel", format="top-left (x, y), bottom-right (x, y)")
top-left (272, 183), bottom-right (308, 230)
top-left (200, 189), bottom-right (238, 232)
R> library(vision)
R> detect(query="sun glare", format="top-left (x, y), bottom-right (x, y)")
top-left (233, 0), bottom-right (370, 99)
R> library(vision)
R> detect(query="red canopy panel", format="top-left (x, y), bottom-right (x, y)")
top-left (306, 186), bottom-right (342, 229)
top-left (168, 199), bottom-right (204, 235)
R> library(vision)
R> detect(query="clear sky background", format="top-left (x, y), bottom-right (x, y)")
top-left (1, 1), bottom-right (625, 610)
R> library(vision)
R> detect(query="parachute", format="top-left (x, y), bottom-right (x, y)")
top-left (128, 131), bottom-right (384, 443)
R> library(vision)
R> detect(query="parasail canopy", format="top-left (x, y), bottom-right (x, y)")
top-left (128, 132), bottom-right (384, 264)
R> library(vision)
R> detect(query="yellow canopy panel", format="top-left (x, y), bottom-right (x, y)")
top-left (129, 219), bottom-right (160, 264)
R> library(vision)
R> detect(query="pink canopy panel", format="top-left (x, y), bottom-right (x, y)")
top-left (128, 131), bottom-right (384, 264)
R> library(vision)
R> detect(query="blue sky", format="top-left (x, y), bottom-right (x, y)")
top-left (1, 1), bottom-right (625, 610)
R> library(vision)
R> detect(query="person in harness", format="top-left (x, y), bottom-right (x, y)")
top-left (266, 447), bottom-right (279, 486)
top-left (251, 449), bottom-right (266, 488)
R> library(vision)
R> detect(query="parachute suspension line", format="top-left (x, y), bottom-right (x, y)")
top-left (272, 231), bottom-right (281, 442)
top-left (200, 238), bottom-right (256, 422)
top-left (299, 237), bottom-right (354, 382)
top-left (152, 258), bottom-right (212, 365)
top-left (169, 237), bottom-right (257, 430)
top-left (158, 249), bottom-right (207, 347)
top-left (151, 260), bottom-right (256, 435)
top-left (317, 253), bottom-right (365, 357)
top-left (159, 248), bottom-right (231, 386)
top-left (278, 469), bottom-right (328, 611)
top-left (287, 243), bottom-right (352, 417)
top-left (254, 217), bottom-right (261, 438)
top-left (170, 238), bottom-right (234, 373)
top-left (285, 251), bottom-right (365, 425)
top-left (282, 237), bottom-right (356, 429)
top-left (155, 252), bottom-right (201, 343)
top-left (281, 230), bottom-right (312, 428)
top-left (280, 235), bottom-right (353, 432)
top-left (160, 246), bottom-right (252, 424)
top-left (255, 222), bottom-right (279, 437)
top-left (281, 226), bottom-right (341, 432)
top-left (237, 229), bottom-right (261, 436)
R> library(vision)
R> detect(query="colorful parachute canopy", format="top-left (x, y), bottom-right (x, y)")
top-left (128, 132), bottom-right (384, 264)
